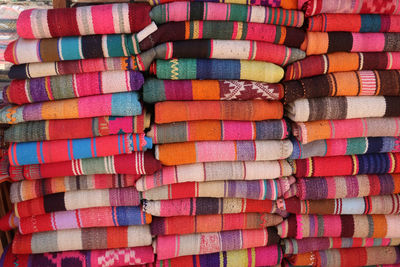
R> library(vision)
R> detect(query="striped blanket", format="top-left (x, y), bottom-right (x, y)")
top-left (148, 0), bottom-right (298, 9)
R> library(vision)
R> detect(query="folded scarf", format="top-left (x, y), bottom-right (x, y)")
top-left (150, 59), bottom-right (284, 83)
top-left (156, 140), bottom-right (293, 166)
top-left (143, 79), bottom-right (284, 102)
top-left (284, 237), bottom-right (400, 255)
top-left (150, 213), bottom-right (282, 236)
top-left (287, 246), bottom-right (400, 267)
top-left (9, 134), bottom-right (152, 166)
top-left (148, 0), bottom-right (298, 9)
top-left (9, 151), bottom-right (161, 181)
top-left (155, 228), bottom-right (279, 260)
top-left (285, 52), bottom-right (400, 80)
top-left (304, 32), bottom-right (400, 56)
top-left (294, 153), bottom-right (400, 177)
top-left (10, 174), bottom-right (138, 203)
top-left (0, 246), bottom-right (154, 267)
top-left (136, 160), bottom-right (293, 191)
top-left (287, 96), bottom-right (400, 122)
top-left (283, 70), bottom-right (400, 103)
top-left (0, 92), bottom-right (141, 124)
top-left (155, 245), bottom-right (282, 267)
top-left (15, 187), bottom-right (141, 218)
top-left (4, 113), bottom-right (151, 143)
top-left (278, 214), bottom-right (400, 239)
top-left (290, 137), bottom-right (400, 159)
top-left (293, 117), bottom-right (400, 144)
top-left (278, 194), bottom-right (400, 215)
top-left (296, 174), bottom-right (400, 200)
top-left (4, 70), bottom-right (143, 105)
top-left (12, 225), bottom-right (151, 254)
top-left (139, 21), bottom-right (306, 51)
top-left (143, 197), bottom-right (277, 217)
top-left (155, 100), bottom-right (283, 124)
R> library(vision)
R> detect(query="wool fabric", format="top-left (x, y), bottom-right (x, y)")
top-left (156, 140), bottom-right (293, 166)
top-left (12, 225), bottom-right (151, 254)
top-left (4, 70), bottom-right (143, 105)
top-left (0, 92), bottom-right (142, 124)
top-left (148, 0), bottom-right (298, 9)
top-left (143, 79), bottom-right (284, 103)
top-left (136, 160), bottom-right (293, 191)
top-left (143, 197), bottom-right (277, 217)
top-left (293, 117), bottom-right (400, 144)
top-left (155, 228), bottom-right (279, 260)
top-left (151, 59), bottom-right (284, 83)
top-left (286, 96), bottom-right (400, 122)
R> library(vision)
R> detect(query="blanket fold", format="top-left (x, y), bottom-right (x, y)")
top-left (148, 0), bottom-right (298, 9)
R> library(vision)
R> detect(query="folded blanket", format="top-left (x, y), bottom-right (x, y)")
top-left (17, 3), bottom-right (151, 39)
top-left (143, 198), bottom-right (277, 217)
top-left (150, 59), bottom-right (284, 83)
top-left (136, 160), bottom-right (293, 191)
top-left (278, 214), bottom-right (400, 239)
top-left (4, 70), bottom-right (143, 105)
top-left (0, 92), bottom-right (141, 124)
top-left (293, 117), bottom-right (400, 144)
top-left (285, 52), bottom-right (400, 80)
top-left (294, 153), bottom-right (400, 177)
top-left (155, 245), bottom-right (282, 267)
top-left (11, 174), bottom-right (137, 203)
top-left (283, 70), bottom-right (400, 103)
top-left (9, 134), bottom-right (152, 166)
top-left (290, 137), bottom-right (400, 159)
top-left (278, 194), bottom-right (400, 215)
top-left (4, 113), bottom-right (151, 143)
top-left (155, 100), bottom-right (283, 124)
top-left (296, 174), bottom-right (400, 200)
top-left (156, 140), bottom-right (293, 165)
top-left (148, 120), bottom-right (290, 144)
top-left (15, 187), bottom-right (141, 218)
top-left (12, 225), bottom-right (151, 254)
top-left (9, 151), bottom-right (161, 181)
top-left (304, 32), bottom-right (400, 56)
top-left (287, 246), bottom-right (400, 267)
top-left (150, 213), bottom-right (282, 235)
top-left (140, 21), bottom-right (306, 51)
top-left (143, 79), bottom-right (284, 102)
top-left (155, 228), bottom-right (279, 260)
top-left (286, 96), bottom-right (400, 122)
top-left (148, 0), bottom-right (298, 9)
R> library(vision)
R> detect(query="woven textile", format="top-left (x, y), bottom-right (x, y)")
top-left (17, 3), bottom-right (151, 39)
top-left (9, 134), bottom-right (152, 166)
top-left (143, 79), bottom-right (284, 103)
top-left (296, 174), bottom-right (400, 200)
top-left (283, 70), bottom-right (400, 103)
top-left (148, 0), bottom-right (298, 8)
top-left (9, 151), bottom-right (161, 181)
top-left (304, 32), bottom-right (400, 56)
top-left (10, 174), bottom-right (137, 203)
top-left (4, 70), bottom-right (143, 105)
top-left (136, 160), bottom-right (293, 191)
top-left (293, 117), bottom-right (400, 144)
top-left (150, 213), bottom-right (282, 235)
top-left (285, 52), bottom-right (400, 80)
top-left (156, 245), bottom-right (282, 267)
top-left (150, 59), bottom-right (284, 83)
top-left (294, 153), bottom-right (400, 177)
top-left (12, 225), bottom-right (151, 254)
top-left (156, 140), bottom-right (293, 165)
top-left (143, 198), bottom-right (276, 217)
top-left (4, 113), bottom-right (151, 143)
top-left (15, 187), bottom-right (141, 218)
top-left (279, 194), bottom-right (400, 215)
top-left (155, 228), bottom-right (279, 260)
top-left (287, 247), bottom-right (400, 267)
top-left (0, 92), bottom-right (141, 124)
top-left (278, 214), bottom-right (400, 239)
top-left (287, 96), bottom-right (400, 122)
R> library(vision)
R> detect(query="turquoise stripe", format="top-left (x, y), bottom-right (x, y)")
top-left (107, 35), bottom-right (126, 57)
top-left (59, 37), bottom-right (81, 61)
